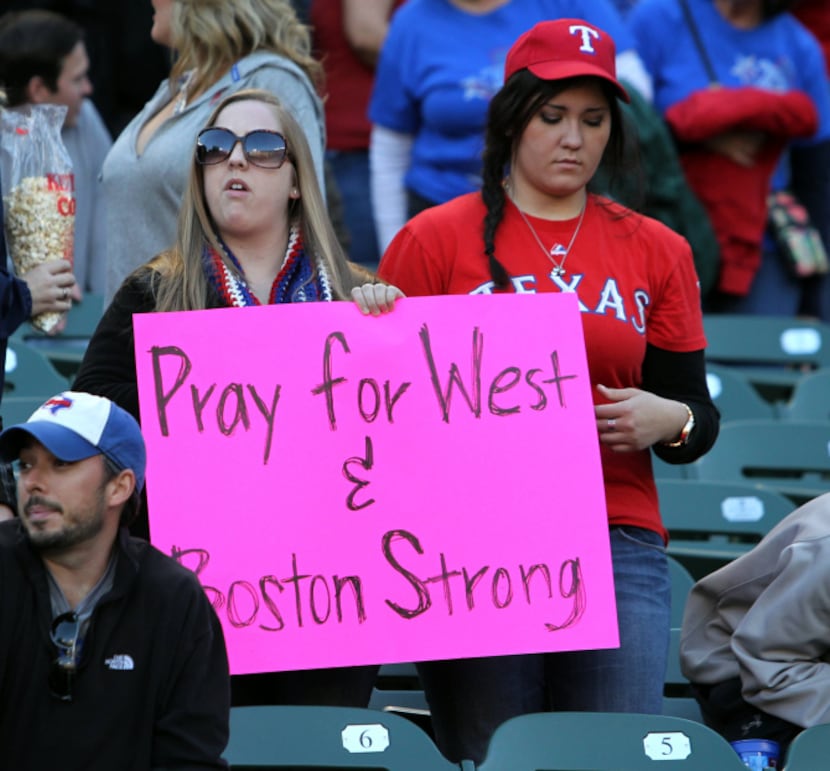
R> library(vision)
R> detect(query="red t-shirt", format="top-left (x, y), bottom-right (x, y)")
top-left (311, 1), bottom-right (403, 150)
top-left (311, 0), bottom-right (372, 150)
top-left (379, 193), bottom-right (706, 539)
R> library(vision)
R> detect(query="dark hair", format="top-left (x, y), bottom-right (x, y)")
top-left (480, 72), bottom-right (628, 288)
top-left (0, 10), bottom-right (84, 106)
top-left (763, 0), bottom-right (796, 19)
top-left (103, 456), bottom-right (141, 528)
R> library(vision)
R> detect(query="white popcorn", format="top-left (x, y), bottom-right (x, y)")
top-left (4, 174), bottom-right (75, 332)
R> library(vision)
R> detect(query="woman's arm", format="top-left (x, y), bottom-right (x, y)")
top-left (370, 125), bottom-right (413, 252)
top-left (643, 345), bottom-right (720, 464)
top-left (595, 346), bottom-right (719, 460)
top-left (342, 0), bottom-right (397, 66)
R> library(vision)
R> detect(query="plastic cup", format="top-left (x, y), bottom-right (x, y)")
top-left (730, 738), bottom-right (780, 770)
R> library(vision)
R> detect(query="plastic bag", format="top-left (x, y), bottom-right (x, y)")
top-left (0, 104), bottom-right (75, 332)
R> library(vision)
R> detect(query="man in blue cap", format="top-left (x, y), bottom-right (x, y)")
top-left (0, 391), bottom-right (230, 770)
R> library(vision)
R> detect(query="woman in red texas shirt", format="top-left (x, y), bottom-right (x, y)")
top-left (378, 17), bottom-right (720, 765)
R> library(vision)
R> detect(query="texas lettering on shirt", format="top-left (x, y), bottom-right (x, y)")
top-left (469, 269), bottom-right (651, 336)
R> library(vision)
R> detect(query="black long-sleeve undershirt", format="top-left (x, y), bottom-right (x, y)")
top-left (643, 343), bottom-right (720, 465)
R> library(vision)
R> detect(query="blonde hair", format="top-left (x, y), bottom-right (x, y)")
top-left (152, 88), bottom-right (360, 312)
top-left (168, 0), bottom-right (322, 99)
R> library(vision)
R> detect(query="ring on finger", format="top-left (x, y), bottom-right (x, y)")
top-left (607, 418), bottom-right (616, 431)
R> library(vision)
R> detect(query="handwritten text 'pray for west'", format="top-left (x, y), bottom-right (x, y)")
top-left (148, 323), bottom-right (580, 465)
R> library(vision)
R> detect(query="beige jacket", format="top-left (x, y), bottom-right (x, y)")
top-left (680, 492), bottom-right (830, 728)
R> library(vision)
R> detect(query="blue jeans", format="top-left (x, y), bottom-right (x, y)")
top-left (327, 149), bottom-right (379, 267)
top-left (417, 526), bottom-right (671, 763)
top-left (706, 245), bottom-right (830, 322)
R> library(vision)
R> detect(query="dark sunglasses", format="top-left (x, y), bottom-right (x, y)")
top-left (49, 611), bottom-right (80, 702)
top-left (195, 127), bottom-right (289, 168)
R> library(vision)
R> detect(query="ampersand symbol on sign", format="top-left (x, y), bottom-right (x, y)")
top-left (342, 435), bottom-right (376, 511)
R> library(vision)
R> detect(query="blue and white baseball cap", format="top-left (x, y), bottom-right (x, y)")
top-left (0, 391), bottom-right (146, 491)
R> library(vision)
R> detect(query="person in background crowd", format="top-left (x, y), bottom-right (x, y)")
top-left (311, 0), bottom-right (403, 267)
top-left (608, 0), bottom-right (639, 15)
top-left (681, 492), bottom-right (830, 762)
top-left (0, 390), bottom-right (230, 769)
top-left (368, 0), bottom-right (653, 252)
top-left (0, 9), bottom-right (110, 297)
top-left (630, 0), bottom-right (830, 321)
top-left (793, 0), bottom-right (830, 76)
top-left (0, 187), bottom-right (75, 400)
top-left (593, 84), bottom-right (721, 299)
top-left (0, 0), bottom-right (170, 137)
top-left (101, 0), bottom-right (327, 303)
top-left (378, 19), bottom-right (719, 763)
top-left (0, 188), bottom-right (75, 521)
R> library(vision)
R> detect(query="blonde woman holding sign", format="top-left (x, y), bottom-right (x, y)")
top-left (77, 88), bottom-right (400, 420)
top-left (74, 89), bottom-right (400, 706)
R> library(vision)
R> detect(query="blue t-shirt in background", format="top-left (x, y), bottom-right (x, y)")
top-left (370, 0), bottom-right (635, 205)
top-left (630, 0), bottom-right (830, 144)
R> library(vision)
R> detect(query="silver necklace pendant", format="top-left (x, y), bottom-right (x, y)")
top-left (511, 192), bottom-right (587, 281)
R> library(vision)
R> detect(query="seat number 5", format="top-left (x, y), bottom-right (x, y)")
top-left (643, 731), bottom-right (692, 760)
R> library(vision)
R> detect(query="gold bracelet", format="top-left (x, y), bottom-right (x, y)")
top-left (661, 403), bottom-right (695, 448)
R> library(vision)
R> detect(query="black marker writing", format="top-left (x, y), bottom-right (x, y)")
top-left (343, 436), bottom-right (376, 511)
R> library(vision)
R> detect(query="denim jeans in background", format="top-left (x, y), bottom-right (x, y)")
top-left (417, 525), bottom-right (671, 764)
top-left (705, 245), bottom-right (830, 322)
top-left (326, 149), bottom-right (379, 268)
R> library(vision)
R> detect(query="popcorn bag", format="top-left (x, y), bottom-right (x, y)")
top-left (0, 104), bottom-right (75, 333)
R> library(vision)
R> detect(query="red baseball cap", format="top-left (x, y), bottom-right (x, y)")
top-left (504, 18), bottom-right (630, 102)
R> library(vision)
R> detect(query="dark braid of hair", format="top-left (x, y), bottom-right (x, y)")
top-left (480, 86), bottom-right (527, 290)
top-left (481, 72), bottom-right (558, 289)
top-left (481, 151), bottom-right (510, 289)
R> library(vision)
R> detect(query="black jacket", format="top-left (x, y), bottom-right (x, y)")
top-left (0, 520), bottom-right (230, 770)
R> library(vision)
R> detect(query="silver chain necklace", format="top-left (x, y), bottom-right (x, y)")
top-left (512, 196), bottom-right (587, 278)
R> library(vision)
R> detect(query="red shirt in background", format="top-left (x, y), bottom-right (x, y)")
top-left (794, 0), bottom-right (830, 75)
top-left (311, 0), bottom-right (404, 151)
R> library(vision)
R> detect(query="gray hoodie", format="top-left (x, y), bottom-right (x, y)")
top-left (101, 51), bottom-right (325, 303)
top-left (680, 492), bottom-right (830, 728)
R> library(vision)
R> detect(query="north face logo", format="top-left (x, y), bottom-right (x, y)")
top-left (105, 654), bottom-right (135, 671)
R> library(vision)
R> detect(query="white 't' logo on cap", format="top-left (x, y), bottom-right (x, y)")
top-left (569, 24), bottom-right (599, 54)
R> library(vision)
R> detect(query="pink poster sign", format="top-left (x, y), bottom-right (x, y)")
top-left (133, 293), bottom-right (617, 674)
